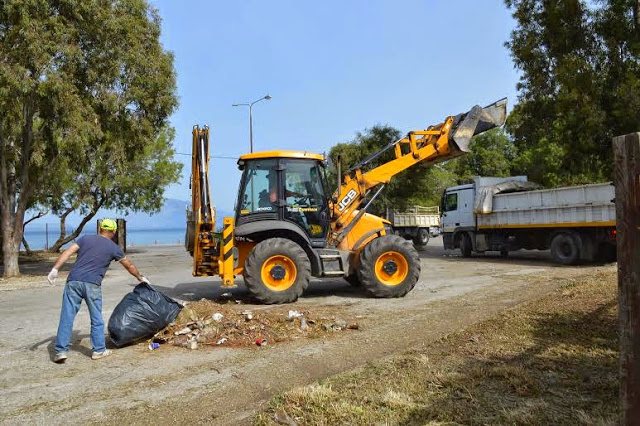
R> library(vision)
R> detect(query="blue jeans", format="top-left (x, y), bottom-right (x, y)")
top-left (54, 280), bottom-right (105, 354)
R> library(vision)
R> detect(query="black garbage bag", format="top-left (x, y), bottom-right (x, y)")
top-left (108, 283), bottom-right (182, 347)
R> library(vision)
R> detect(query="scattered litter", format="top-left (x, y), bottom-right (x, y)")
top-left (174, 327), bottom-right (192, 335)
top-left (151, 299), bottom-right (363, 351)
top-left (288, 310), bottom-right (303, 320)
top-left (220, 292), bottom-right (232, 298)
top-left (334, 318), bottom-right (347, 329)
top-left (172, 335), bottom-right (189, 347)
top-left (148, 342), bottom-right (160, 350)
top-left (469, 335), bottom-right (480, 344)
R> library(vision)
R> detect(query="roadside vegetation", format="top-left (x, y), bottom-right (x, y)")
top-left (256, 270), bottom-right (618, 425)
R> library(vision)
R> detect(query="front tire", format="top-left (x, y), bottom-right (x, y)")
top-left (460, 233), bottom-right (472, 258)
top-left (243, 238), bottom-right (311, 304)
top-left (357, 235), bottom-right (421, 298)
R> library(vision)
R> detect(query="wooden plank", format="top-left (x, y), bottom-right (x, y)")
top-left (613, 132), bottom-right (640, 425)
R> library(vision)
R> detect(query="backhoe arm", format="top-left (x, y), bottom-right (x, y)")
top-left (331, 98), bottom-right (507, 239)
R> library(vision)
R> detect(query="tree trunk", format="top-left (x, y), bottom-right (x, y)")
top-left (1, 98), bottom-right (36, 276)
top-left (21, 237), bottom-right (31, 255)
top-left (21, 211), bottom-right (46, 255)
top-left (49, 204), bottom-right (102, 252)
top-left (48, 206), bottom-right (74, 253)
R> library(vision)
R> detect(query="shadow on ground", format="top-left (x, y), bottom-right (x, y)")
top-left (150, 278), bottom-right (369, 304)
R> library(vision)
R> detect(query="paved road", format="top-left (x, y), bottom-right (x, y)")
top-left (0, 239), bottom-right (613, 424)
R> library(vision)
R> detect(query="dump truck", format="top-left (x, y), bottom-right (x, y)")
top-left (186, 98), bottom-right (507, 304)
top-left (390, 205), bottom-right (441, 248)
top-left (441, 176), bottom-right (616, 264)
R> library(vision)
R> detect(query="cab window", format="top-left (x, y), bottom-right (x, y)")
top-left (238, 159), bottom-right (277, 214)
top-left (444, 192), bottom-right (458, 212)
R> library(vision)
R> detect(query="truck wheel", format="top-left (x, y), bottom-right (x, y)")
top-left (460, 233), bottom-right (472, 258)
top-left (413, 228), bottom-right (430, 248)
top-left (344, 274), bottom-right (361, 287)
top-left (357, 235), bottom-right (421, 298)
top-left (550, 233), bottom-right (580, 265)
top-left (243, 238), bottom-right (311, 304)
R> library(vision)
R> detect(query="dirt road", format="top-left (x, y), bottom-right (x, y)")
top-left (0, 240), bottom-right (614, 424)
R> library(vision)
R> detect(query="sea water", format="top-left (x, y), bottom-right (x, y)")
top-left (22, 227), bottom-right (186, 250)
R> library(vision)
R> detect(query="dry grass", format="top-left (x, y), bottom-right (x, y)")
top-left (256, 270), bottom-right (619, 425)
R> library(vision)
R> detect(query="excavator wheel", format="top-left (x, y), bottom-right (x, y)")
top-left (243, 238), bottom-right (311, 304)
top-left (357, 235), bottom-right (421, 298)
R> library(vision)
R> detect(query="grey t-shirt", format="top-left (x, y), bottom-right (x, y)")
top-left (67, 235), bottom-right (125, 285)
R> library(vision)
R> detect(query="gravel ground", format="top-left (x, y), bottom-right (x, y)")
top-left (0, 239), bottom-right (615, 424)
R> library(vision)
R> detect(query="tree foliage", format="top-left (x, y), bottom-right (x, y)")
top-left (0, 0), bottom-right (178, 275)
top-left (450, 128), bottom-right (517, 183)
top-left (505, 0), bottom-right (640, 187)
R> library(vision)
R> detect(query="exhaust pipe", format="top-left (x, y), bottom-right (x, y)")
top-left (451, 98), bottom-right (507, 153)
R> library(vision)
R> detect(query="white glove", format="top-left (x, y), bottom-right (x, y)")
top-left (140, 276), bottom-right (151, 285)
top-left (47, 268), bottom-right (59, 285)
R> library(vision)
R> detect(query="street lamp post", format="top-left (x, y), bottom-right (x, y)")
top-left (232, 94), bottom-right (272, 153)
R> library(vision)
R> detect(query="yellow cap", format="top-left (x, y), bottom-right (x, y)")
top-left (100, 218), bottom-right (117, 231)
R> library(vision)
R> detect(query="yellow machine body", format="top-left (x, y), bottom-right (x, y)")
top-left (186, 99), bottom-right (508, 299)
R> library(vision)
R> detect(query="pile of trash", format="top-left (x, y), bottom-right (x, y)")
top-left (149, 299), bottom-right (361, 351)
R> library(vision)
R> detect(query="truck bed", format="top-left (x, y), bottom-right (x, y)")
top-left (477, 182), bottom-right (615, 229)
top-left (391, 206), bottom-right (440, 228)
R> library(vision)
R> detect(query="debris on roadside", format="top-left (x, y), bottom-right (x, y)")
top-left (147, 299), bottom-right (363, 351)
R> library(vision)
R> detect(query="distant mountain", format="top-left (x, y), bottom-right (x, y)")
top-left (25, 199), bottom-right (234, 231)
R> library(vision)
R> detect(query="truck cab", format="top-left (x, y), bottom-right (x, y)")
top-left (441, 177), bottom-right (527, 255)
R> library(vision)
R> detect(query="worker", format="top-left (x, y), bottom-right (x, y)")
top-left (46, 219), bottom-right (149, 364)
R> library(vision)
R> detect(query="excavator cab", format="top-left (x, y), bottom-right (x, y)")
top-left (235, 152), bottom-right (332, 245)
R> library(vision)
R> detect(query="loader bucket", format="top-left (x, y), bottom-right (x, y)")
top-left (451, 98), bottom-right (507, 153)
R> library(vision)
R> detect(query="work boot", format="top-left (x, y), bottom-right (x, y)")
top-left (91, 349), bottom-right (113, 360)
top-left (54, 352), bottom-right (68, 364)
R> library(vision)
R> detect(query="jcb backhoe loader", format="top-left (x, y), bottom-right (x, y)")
top-left (186, 98), bottom-right (507, 304)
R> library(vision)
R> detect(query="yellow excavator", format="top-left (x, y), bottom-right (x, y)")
top-left (186, 98), bottom-right (507, 303)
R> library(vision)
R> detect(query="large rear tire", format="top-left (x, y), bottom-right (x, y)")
top-left (550, 232), bottom-right (580, 265)
top-left (243, 238), bottom-right (311, 304)
top-left (357, 235), bottom-right (421, 298)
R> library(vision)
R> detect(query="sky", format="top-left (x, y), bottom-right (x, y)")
top-left (152, 0), bottom-right (520, 212)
